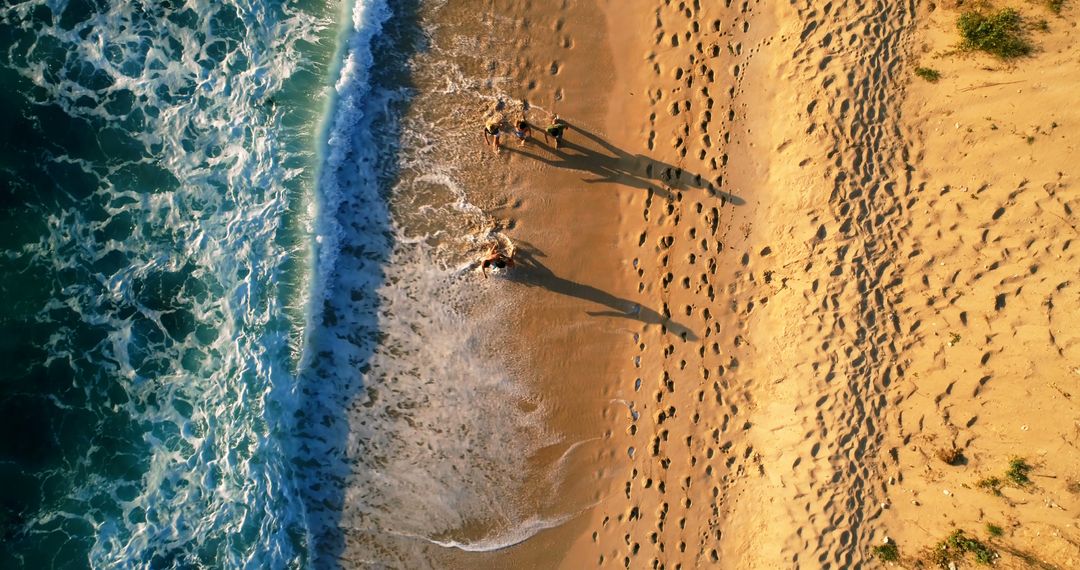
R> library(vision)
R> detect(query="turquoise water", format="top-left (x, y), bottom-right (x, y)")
top-left (0, 0), bottom-right (341, 566)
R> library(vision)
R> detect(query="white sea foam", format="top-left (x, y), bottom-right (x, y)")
top-left (3, 0), bottom-right (334, 566)
top-left (422, 514), bottom-right (574, 552)
top-left (296, 0), bottom-right (558, 566)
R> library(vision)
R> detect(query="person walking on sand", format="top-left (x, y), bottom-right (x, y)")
top-left (544, 114), bottom-right (567, 148)
top-left (483, 117), bottom-right (503, 153)
top-left (512, 118), bottom-right (532, 146)
top-left (481, 242), bottom-right (515, 277)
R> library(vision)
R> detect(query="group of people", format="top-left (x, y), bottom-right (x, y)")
top-left (482, 112), bottom-right (567, 153)
top-left (475, 110), bottom-right (570, 277)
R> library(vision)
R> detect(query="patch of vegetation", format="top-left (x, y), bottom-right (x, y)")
top-left (978, 458), bottom-right (1035, 494)
top-left (948, 332), bottom-right (962, 346)
top-left (957, 8), bottom-right (1032, 58)
top-left (929, 530), bottom-right (997, 567)
top-left (977, 475), bottom-right (1004, 495)
top-left (915, 66), bottom-right (942, 82)
top-left (873, 539), bottom-right (900, 562)
top-left (986, 523), bottom-right (1004, 537)
top-left (936, 447), bottom-right (965, 466)
top-left (1046, 0), bottom-right (1065, 14)
top-left (1006, 457), bottom-right (1032, 485)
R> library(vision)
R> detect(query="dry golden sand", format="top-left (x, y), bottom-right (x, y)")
top-left (873, 2), bottom-right (1080, 568)
top-left (437, 0), bottom-right (1080, 568)
top-left (720, 0), bottom-right (1080, 567)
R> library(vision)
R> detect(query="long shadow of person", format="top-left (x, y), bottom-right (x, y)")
top-left (506, 142), bottom-right (670, 197)
top-left (507, 122), bottom-right (746, 206)
top-left (505, 241), bottom-right (698, 341)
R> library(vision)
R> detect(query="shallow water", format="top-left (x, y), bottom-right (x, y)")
top-left (297, 0), bottom-right (560, 567)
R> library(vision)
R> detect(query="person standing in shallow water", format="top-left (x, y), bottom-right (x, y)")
top-left (512, 118), bottom-right (532, 145)
top-left (481, 242), bottom-right (515, 278)
top-left (483, 117), bottom-right (503, 153)
top-left (544, 114), bottom-right (567, 148)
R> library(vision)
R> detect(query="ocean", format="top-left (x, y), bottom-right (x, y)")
top-left (0, 0), bottom-right (547, 568)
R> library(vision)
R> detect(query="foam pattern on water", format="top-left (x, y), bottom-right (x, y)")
top-left (0, 0), bottom-right (331, 566)
top-left (296, 0), bottom-right (552, 566)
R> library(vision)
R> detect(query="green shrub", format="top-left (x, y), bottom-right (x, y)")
top-left (977, 475), bottom-right (1003, 495)
top-left (873, 540), bottom-right (900, 562)
top-left (957, 9), bottom-right (1032, 58)
top-left (1046, 0), bottom-right (1065, 14)
top-left (978, 458), bottom-right (1034, 495)
top-left (930, 530), bottom-right (997, 567)
top-left (915, 67), bottom-right (942, 82)
top-left (986, 523), bottom-right (1004, 537)
top-left (1006, 458), bottom-right (1032, 485)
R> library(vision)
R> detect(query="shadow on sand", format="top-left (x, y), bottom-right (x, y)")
top-left (506, 241), bottom-right (698, 341)
top-left (505, 122), bottom-right (745, 206)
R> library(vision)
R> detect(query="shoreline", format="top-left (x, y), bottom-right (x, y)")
top-left (317, 0), bottom-right (1080, 567)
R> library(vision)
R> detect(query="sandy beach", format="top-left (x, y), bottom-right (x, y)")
top-left (427, 0), bottom-right (1080, 568)
top-left (5, 0), bottom-right (1075, 567)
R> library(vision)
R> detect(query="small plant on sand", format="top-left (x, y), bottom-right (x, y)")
top-left (978, 458), bottom-right (1034, 495)
top-left (986, 523), bottom-right (1004, 537)
top-left (1046, 0), bottom-right (1065, 14)
top-left (929, 530), bottom-right (997, 567)
top-left (948, 332), bottom-right (962, 346)
top-left (915, 67), bottom-right (942, 82)
top-left (977, 475), bottom-right (1004, 495)
top-left (873, 538), bottom-right (900, 562)
top-left (1006, 457), bottom-right (1032, 485)
top-left (936, 447), bottom-right (965, 466)
top-left (957, 8), bottom-right (1032, 58)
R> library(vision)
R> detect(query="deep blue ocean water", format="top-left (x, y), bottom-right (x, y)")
top-left (0, 0), bottom-right (350, 566)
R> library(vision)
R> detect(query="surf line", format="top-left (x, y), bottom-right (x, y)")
top-left (384, 510), bottom-right (585, 553)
